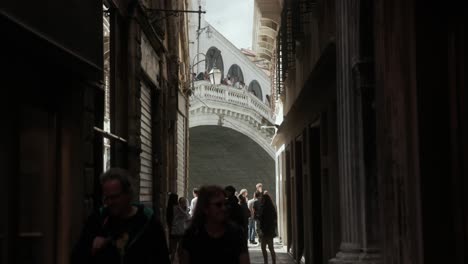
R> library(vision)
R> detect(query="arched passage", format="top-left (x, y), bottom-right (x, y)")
top-left (227, 64), bottom-right (244, 85)
top-left (248, 80), bottom-right (263, 101)
top-left (205, 46), bottom-right (224, 80)
top-left (188, 126), bottom-right (275, 201)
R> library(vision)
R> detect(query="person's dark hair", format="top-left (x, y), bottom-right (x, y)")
top-left (225, 185), bottom-right (236, 195)
top-left (189, 185), bottom-right (225, 232)
top-left (100, 168), bottom-right (132, 195)
top-left (166, 193), bottom-right (179, 228)
top-left (179, 197), bottom-right (187, 210)
top-left (238, 194), bottom-right (247, 204)
top-left (254, 191), bottom-right (262, 199)
top-left (193, 188), bottom-right (199, 195)
top-left (261, 193), bottom-right (277, 219)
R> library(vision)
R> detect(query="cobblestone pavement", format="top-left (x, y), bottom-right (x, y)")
top-left (171, 238), bottom-right (295, 264)
top-left (248, 238), bottom-right (296, 264)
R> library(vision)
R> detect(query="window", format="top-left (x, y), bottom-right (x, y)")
top-left (248, 80), bottom-right (263, 101)
top-left (205, 46), bottom-right (224, 80)
top-left (103, 5), bottom-right (111, 171)
top-left (227, 64), bottom-right (244, 85)
top-left (97, 4), bottom-right (128, 172)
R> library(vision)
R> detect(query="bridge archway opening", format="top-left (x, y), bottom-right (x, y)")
top-left (188, 125), bottom-right (275, 201)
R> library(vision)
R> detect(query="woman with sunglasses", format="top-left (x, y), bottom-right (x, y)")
top-left (180, 185), bottom-right (250, 264)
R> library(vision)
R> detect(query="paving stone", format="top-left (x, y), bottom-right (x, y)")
top-left (248, 239), bottom-right (296, 264)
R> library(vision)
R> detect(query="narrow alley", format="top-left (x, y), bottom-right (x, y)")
top-left (1, 0), bottom-right (467, 264)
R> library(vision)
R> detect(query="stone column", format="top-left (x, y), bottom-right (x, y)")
top-left (330, 0), bottom-right (380, 263)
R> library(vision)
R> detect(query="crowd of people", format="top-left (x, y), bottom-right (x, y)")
top-left (72, 168), bottom-right (278, 264)
top-left (193, 71), bottom-right (247, 90)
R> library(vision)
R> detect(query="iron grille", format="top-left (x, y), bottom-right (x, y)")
top-left (276, 30), bottom-right (284, 99)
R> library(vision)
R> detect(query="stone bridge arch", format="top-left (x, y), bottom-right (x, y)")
top-left (188, 125), bottom-right (276, 202)
top-left (188, 81), bottom-right (276, 198)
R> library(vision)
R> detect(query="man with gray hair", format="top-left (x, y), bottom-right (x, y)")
top-left (72, 168), bottom-right (170, 264)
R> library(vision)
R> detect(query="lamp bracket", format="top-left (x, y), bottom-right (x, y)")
top-left (145, 5), bottom-right (206, 25)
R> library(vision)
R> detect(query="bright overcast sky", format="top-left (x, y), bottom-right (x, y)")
top-left (205, 0), bottom-right (254, 49)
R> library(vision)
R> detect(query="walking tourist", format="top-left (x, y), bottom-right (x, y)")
top-left (169, 197), bottom-right (190, 263)
top-left (166, 193), bottom-right (179, 236)
top-left (247, 191), bottom-right (259, 244)
top-left (258, 194), bottom-right (277, 264)
top-left (180, 185), bottom-right (250, 264)
top-left (225, 185), bottom-right (245, 230)
top-left (189, 188), bottom-right (199, 217)
top-left (71, 168), bottom-right (170, 264)
top-left (238, 194), bottom-right (250, 240)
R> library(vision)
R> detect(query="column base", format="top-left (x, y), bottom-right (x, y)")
top-left (329, 247), bottom-right (381, 264)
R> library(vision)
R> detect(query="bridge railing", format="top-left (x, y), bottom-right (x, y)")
top-left (191, 81), bottom-right (274, 123)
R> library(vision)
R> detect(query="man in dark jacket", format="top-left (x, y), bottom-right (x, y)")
top-left (224, 185), bottom-right (247, 237)
top-left (72, 168), bottom-right (170, 264)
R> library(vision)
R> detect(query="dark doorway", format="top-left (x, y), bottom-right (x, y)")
top-left (6, 106), bottom-right (58, 264)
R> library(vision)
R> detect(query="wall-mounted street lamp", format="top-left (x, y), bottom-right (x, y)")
top-left (209, 66), bottom-right (222, 85)
top-left (187, 52), bottom-right (207, 96)
top-left (191, 52), bottom-right (206, 76)
top-left (261, 125), bottom-right (279, 133)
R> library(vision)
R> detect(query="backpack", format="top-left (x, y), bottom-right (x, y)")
top-left (253, 200), bottom-right (262, 220)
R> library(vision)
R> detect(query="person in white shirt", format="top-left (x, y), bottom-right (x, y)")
top-left (189, 188), bottom-right (199, 217)
top-left (247, 191), bottom-right (260, 244)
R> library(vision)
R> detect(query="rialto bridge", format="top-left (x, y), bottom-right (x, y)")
top-left (188, 80), bottom-right (276, 198)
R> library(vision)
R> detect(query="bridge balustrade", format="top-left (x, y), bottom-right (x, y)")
top-left (190, 81), bottom-right (274, 124)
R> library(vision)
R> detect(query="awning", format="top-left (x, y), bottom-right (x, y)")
top-left (273, 42), bottom-right (336, 148)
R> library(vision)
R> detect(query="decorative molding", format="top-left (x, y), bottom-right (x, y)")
top-left (189, 82), bottom-right (275, 158)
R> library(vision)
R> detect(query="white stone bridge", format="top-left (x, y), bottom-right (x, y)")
top-left (189, 81), bottom-right (276, 158)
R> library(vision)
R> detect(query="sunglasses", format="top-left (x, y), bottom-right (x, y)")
top-left (102, 192), bottom-right (123, 202)
top-left (210, 201), bottom-right (226, 208)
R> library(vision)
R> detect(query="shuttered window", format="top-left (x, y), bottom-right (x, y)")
top-left (140, 83), bottom-right (153, 202)
top-left (177, 113), bottom-right (186, 196)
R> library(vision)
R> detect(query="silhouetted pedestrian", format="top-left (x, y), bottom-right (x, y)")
top-left (248, 191), bottom-right (260, 244)
top-left (225, 185), bottom-right (246, 231)
top-left (170, 197), bottom-right (190, 263)
top-left (238, 194), bottom-right (250, 241)
top-left (71, 168), bottom-right (170, 264)
top-left (189, 188), bottom-right (199, 217)
top-left (180, 185), bottom-right (250, 264)
top-left (258, 194), bottom-right (277, 264)
top-left (166, 193), bottom-right (179, 236)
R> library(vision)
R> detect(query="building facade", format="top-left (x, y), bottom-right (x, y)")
top-left (271, 0), bottom-right (467, 264)
top-left (0, 0), bottom-right (191, 262)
